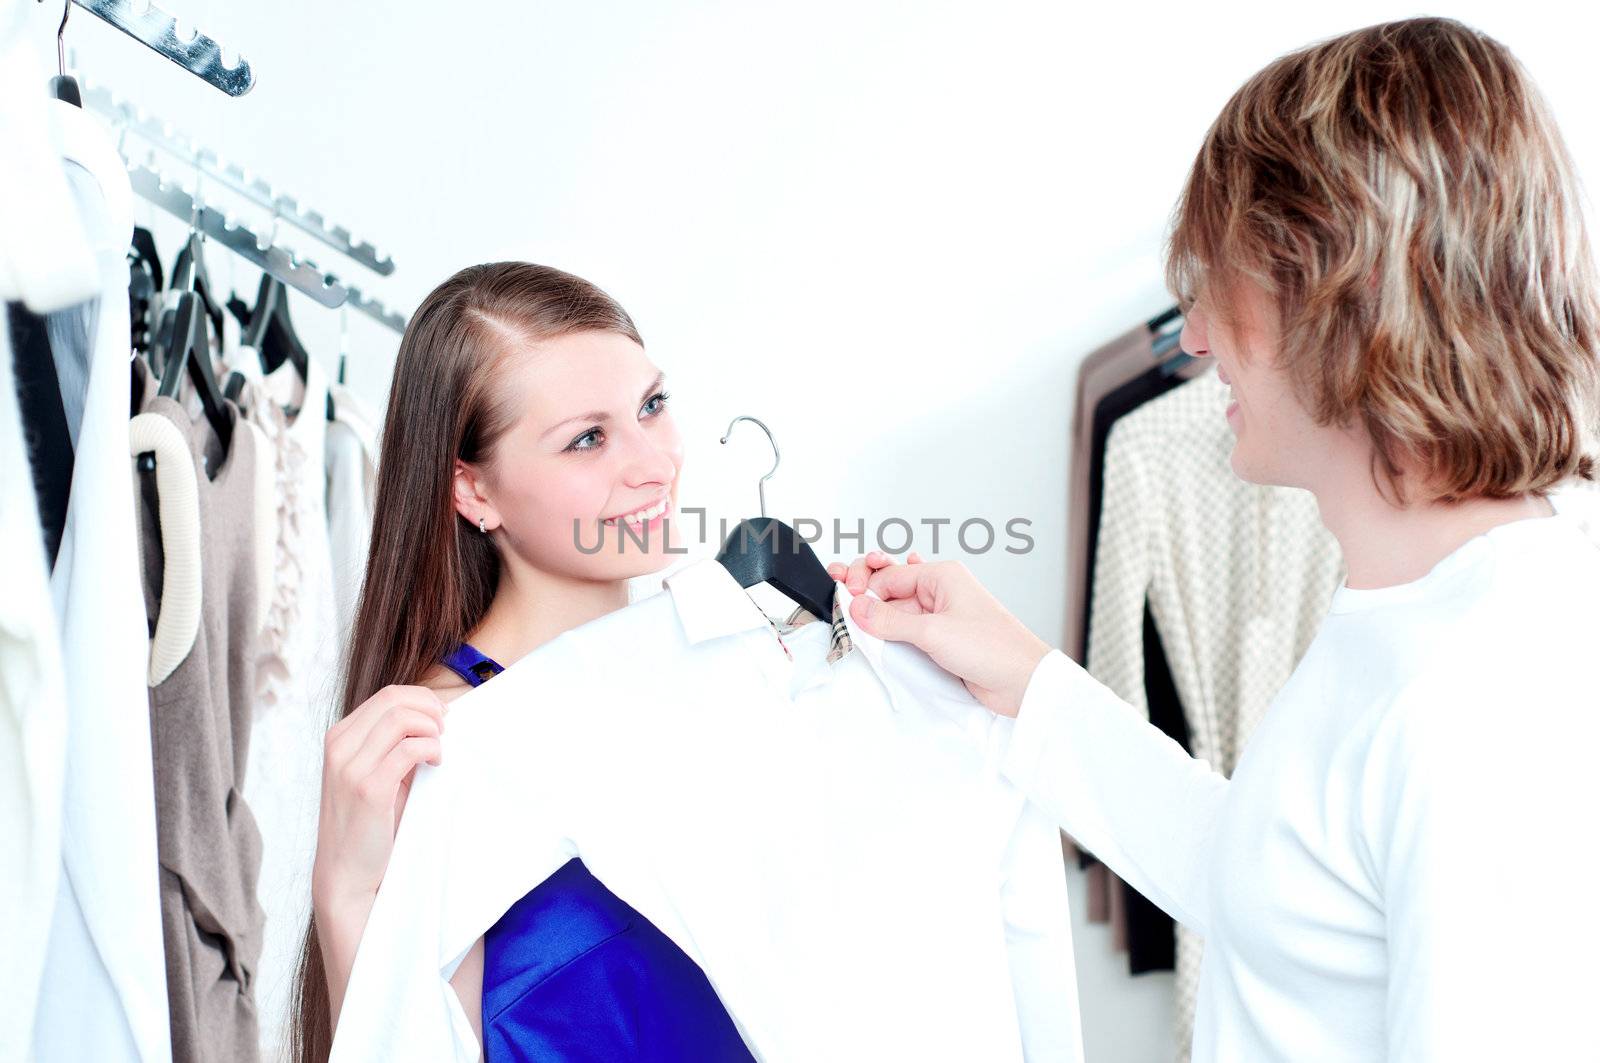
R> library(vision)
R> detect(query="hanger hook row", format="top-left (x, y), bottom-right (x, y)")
top-left (720, 414), bottom-right (780, 519)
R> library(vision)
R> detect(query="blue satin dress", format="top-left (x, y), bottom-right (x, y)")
top-left (441, 643), bottom-right (755, 1063)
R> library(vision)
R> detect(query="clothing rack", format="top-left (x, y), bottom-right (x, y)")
top-left (342, 288), bottom-right (409, 334)
top-left (128, 161), bottom-right (349, 307)
top-left (84, 82), bottom-right (396, 275)
top-left (70, 0), bottom-right (254, 96)
top-left (121, 155), bottom-right (409, 333)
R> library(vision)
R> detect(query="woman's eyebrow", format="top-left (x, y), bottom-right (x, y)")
top-left (541, 371), bottom-right (667, 441)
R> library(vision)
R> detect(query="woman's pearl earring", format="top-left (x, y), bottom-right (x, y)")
top-left (478, 517), bottom-right (488, 534)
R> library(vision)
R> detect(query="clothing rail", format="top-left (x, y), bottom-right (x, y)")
top-left (343, 288), bottom-right (409, 334)
top-left (84, 82), bottom-right (396, 275)
top-left (70, 0), bottom-right (254, 96)
top-left (127, 161), bottom-right (410, 333)
top-left (128, 161), bottom-right (349, 307)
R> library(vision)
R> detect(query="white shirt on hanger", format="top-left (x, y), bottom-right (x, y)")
top-left (30, 147), bottom-right (172, 1061)
top-left (0, 311), bottom-right (70, 1061)
top-left (324, 382), bottom-right (378, 647)
top-left (332, 556), bottom-right (1081, 1062)
top-left (1004, 490), bottom-right (1600, 1061)
top-left (227, 349), bottom-right (342, 1059)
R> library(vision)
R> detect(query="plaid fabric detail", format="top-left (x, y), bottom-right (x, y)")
top-left (779, 596), bottom-right (854, 665)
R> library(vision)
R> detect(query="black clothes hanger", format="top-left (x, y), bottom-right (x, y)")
top-left (236, 274), bottom-right (338, 420)
top-left (171, 231), bottom-right (226, 341)
top-left (713, 416), bottom-right (838, 624)
top-left (131, 226), bottom-right (165, 290)
top-left (245, 276), bottom-right (303, 376)
top-left (46, 0), bottom-right (82, 106)
top-left (155, 290), bottom-right (233, 457)
top-left (128, 228), bottom-right (162, 356)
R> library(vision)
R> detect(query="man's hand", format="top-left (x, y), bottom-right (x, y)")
top-left (827, 552), bottom-right (1052, 717)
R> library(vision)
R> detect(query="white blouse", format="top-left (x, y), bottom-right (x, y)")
top-left (333, 558), bottom-right (1081, 1062)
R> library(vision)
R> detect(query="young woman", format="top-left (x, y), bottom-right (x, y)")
top-left (291, 263), bottom-right (755, 1061)
top-left (833, 17), bottom-right (1600, 1061)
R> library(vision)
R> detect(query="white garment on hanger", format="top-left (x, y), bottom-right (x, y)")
top-left (1006, 499), bottom-right (1600, 1061)
top-left (0, 25), bottom-right (96, 311)
top-left (332, 557), bottom-right (1082, 1063)
top-left (30, 148), bottom-right (171, 1062)
top-left (230, 351), bottom-right (341, 1059)
top-left (0, 315), bottom-right (70, 1061)
top-left (324, 382), bottom-right (378, 645)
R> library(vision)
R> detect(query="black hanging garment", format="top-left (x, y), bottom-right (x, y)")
top-left (7, 302), bottom-right (75, 567)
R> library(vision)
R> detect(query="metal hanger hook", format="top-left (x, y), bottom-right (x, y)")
top-left (55, 0), bottom-right (70, 78)
top-left (720, 415), bottom-right (780, 519)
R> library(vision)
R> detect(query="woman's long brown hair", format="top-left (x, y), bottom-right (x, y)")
top-left (289, 262), bottom-right (642, 1062)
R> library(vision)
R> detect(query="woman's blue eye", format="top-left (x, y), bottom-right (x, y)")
top-left (564, 392), bottom-right (671, 453)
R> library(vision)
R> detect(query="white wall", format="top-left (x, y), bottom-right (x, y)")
top-left (25, 1), bottom-right (1598, 1059)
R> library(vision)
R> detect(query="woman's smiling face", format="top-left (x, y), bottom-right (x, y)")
top-left (454, 329), bottom-right (685, 582)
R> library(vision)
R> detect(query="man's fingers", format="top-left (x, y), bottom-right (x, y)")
top-left (865, 561), bottom-right (935, 605)
top-left (880, 595), bottom-right (929, 617)
top-left (850, 592), bottom-right (929, 644)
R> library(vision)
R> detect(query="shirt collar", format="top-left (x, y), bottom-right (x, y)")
top-left (663, 558), bottom-right (896, 708)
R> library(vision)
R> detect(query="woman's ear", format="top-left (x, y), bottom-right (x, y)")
top-left (452, 459), bottom-right (501, 533)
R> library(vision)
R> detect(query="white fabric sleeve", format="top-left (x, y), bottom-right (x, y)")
top-left (998, 796), bottom-right (1084, 1062)
top-left (1001, 650), bottom-right (1228, 935)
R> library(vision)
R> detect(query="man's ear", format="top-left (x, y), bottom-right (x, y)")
top-left (452, 459), bottom-right (500, 532)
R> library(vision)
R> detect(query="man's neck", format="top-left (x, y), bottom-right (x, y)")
top-left (1316, 474), bottom-right (1556, 590)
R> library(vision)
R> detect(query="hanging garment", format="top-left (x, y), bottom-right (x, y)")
top-left (1081, 362), bottom-right (1198, 971)
top-left (441, 642), bottom-right (755, 1063)
top-left (1068, 323), bottom-right (1208, 662)
top-left (324, 382), bottom-right (378, 646)
top-left (227, 349), bottom-right (340, 1059)
top-left (32, 152), bottom-right (172, 1063)
top-left (6, 236), bottom-right (110, 565)
top-left (1122, 602), bottom-right (1188, 976)
top-left (332, 558), bottom-right (1082, 1062)
top-left (1083, 367), bottom-right (1342, 1057)
top-left (0, 20), bottom-right (97, 311)
top-left (0, 318), bottom-right (70, 1060)
top-left (131, 360), bottom-right (267, 1063)
top-left (1007, 497), bottom-right (1600, 1061)
top-left (1065, 324), bottom-right (1207, 948)
top-left (6, 303), bottom-right (74, 566)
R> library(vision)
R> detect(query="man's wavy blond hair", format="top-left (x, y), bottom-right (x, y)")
top-left (1166, 17), bottom-right (1600, 506)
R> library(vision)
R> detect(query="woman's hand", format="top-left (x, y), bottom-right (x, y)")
top-left (313, 684), bottom-right (448, 907)
top-left (310, 684), bottom-right (448, 1024)
top-left (826, 552), bottom-right (1052, 718)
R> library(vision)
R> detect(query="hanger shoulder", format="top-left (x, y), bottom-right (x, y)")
top-left (716, 517), bottom-right (837, 623)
